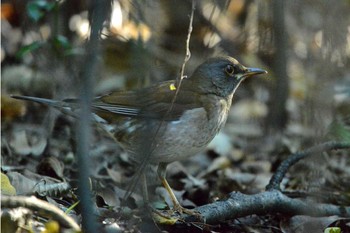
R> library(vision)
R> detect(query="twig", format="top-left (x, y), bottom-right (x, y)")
top-left (176, 0), bottom-right (195, 86)
top-left (266, 141), bottom-right (350, 191)
top-left (1, 195), bottom-right (81, 231)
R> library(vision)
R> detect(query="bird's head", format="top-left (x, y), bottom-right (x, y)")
top-left (189, 56), bottom-right (267, 98)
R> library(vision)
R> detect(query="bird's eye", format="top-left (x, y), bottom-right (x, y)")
top-left (225, 65), bottom-right (235, 75)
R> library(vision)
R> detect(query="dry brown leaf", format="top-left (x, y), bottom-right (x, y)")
top-left (96, 187), bottom-right (120, 207)
top-left (1, 94), bottom-right (26, 122)
top-left (106, 167), bottom-right (122, 183)
top-left (37, 157), bottom-right (65, 180)
top-left (281, 215), bottom-right (341, 233)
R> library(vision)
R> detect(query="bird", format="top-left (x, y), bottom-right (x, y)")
top-left (12, 56), bottom-right (267, 214)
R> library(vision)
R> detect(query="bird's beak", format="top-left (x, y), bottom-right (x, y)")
top-left (243, 67), bottom-right (268, 78)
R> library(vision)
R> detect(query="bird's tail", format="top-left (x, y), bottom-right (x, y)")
top-left (11, 95), bottom-right (61, 107)
top-left (11, 95), bottom-right (115, 134)
top-left (11, 95), bottom-right (79, 118)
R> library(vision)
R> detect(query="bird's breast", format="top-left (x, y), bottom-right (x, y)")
top-left (150, 97), bottom-right (230, 163)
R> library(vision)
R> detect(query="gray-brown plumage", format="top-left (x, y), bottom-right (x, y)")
top-left (12, 56), bottom-right (267, 213)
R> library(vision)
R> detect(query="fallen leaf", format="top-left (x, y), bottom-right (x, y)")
top-left (6, 171), bottom-right (38, 195)
top-left (37, 157), bottom-right (65, 180)
top-left (1, 94), bottom-right (27, 122)
top-left (96, 187), bottom-right (120, 207)
top-left (207, 132), bottom-right (233, 156)
top-left (9, 130), bottom-right (47, 156)
top-left (1, 172), bottom-right (16, 195)
top-left (281, 215), bottom-right (340, 233)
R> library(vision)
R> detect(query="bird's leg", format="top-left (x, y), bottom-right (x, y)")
top-left (157, 162), bottom-right (199, 216)
top-left (157, 163), bottom-right (180, 208)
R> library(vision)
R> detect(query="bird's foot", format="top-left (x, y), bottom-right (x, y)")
top-left (172, 203), bottom-right (201, 217)
top-left (151, 203), bottom-right (202, 224)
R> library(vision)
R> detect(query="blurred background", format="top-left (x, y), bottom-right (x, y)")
top-left (2, 0), bottom-right (349, 135)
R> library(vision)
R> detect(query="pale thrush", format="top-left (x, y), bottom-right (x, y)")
top-left (12, 56), bottom-right (267, 213)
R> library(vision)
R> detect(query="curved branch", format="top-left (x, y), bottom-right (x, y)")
top-left (266, 141), bottom-right (350, 191)
top-left (1, 195), bottom-right (81, 231)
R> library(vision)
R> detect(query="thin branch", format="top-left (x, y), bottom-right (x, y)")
top-left (266, 141), bottom-right (350, 191)
top-left (1, 195), bottom-right (81, 231)
top-left (176, 0), bottom-right (195, 86)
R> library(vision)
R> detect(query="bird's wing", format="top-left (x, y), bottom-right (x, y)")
top-left (92, 81), bottom-right (203, 122)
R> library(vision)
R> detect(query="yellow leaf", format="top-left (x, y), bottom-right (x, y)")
top-left (42, 220), bottom-right (60, 233)
top-left (152, 211), bottom-right (179, 225)
top-left (1, 173), bottom-right (16, 196)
